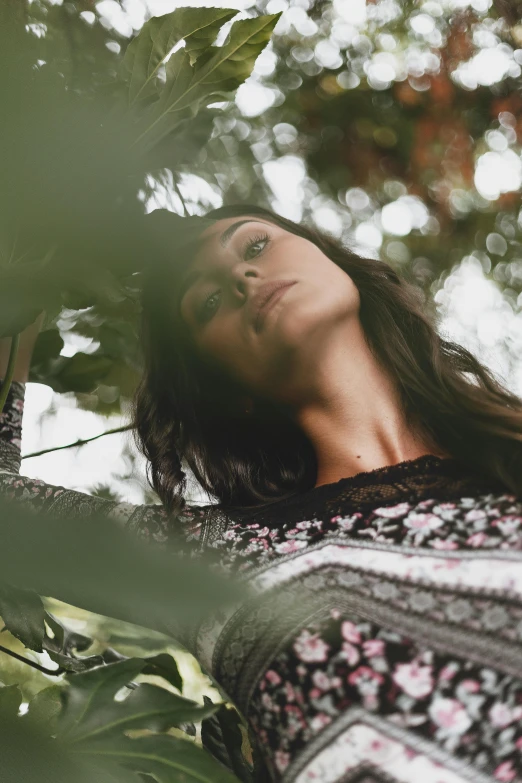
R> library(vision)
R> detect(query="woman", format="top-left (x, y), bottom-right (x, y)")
top-left (1, 203), bottom-right (522, 783)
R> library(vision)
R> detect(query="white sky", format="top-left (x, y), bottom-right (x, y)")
top-left (19, 0), bottom-right (522, 506)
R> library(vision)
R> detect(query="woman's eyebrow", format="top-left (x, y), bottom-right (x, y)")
top-left (217, 218), bottom-right (261, 248)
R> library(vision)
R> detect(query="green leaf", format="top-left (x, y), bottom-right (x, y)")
top-left (54, 657), bottom-right (217, 745)
top-left (30, 328), bottom-right (65, 377)
top-left (0, 275), bottom-right (57, 338)
top-left (0, 705), bottom-right (140, 783)
top-left (123, 7), bottom-right (238, 104)
top-left (142, 653), bottom-right (183, 693)
top-left (57, 658), bottom-right (145, 739)
top-left (0, 685), bottom-right (22, 717)
top-left (80, 734), bottom-right (242, 782)
top-left (24, 686), bottom-right (63, 731)
top-left (0, 493), bottom-right (245, 639)
top-left (44, 612), bottom-right (93, 656)
top-left (135, 13), bottom-right (282, 147)
top-left (0, 582), bottom-right (46, 652)
top-left (201, 701), bottom-right (253, 783)
top-left (41, 613), bottom-right (105, 673)
top-left (54, 352), bottom-right (114, 393)
top-left (47, 649), bottom-right (106, 673)
top-left (66, 681), bottom-right (217, 744)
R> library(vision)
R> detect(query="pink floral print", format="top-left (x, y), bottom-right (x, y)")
top-left (251, 612), bottom-right (522, 781)
top-left (392, 661), bottom-right (434, 699)
top-left (293, 630), bottom-right (330, 663)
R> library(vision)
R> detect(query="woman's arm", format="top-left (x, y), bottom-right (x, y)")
top-left (0, 322), bottom-right (207, 548)
top-left (0, 377), bottom-right (207, 546)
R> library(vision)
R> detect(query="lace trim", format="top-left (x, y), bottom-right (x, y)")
top-left (230, 455), bottom-right (506, 526)
top-left (200, 505), bottom-right (230, 550)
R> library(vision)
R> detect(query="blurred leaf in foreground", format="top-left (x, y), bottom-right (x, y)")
top-left (0, 493), bottom-right (245, 639)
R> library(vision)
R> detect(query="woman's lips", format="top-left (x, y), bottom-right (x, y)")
top-left (255, 282), bottom-right (296, 332)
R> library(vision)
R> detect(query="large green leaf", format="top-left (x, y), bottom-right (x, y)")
top-left (0, 685), bottom-right (22, 716)
top-left (0, 583), bottom-right (45, 652)
top-left (0, 12), bottom-right (282, 342)
top-left (0, 264), bottom-right (61, 338)
top-left (124, 7), bottom-right (238, 104)
top-left (3, 680), bottom-right (226, 783)
top-left (134, 13), bottom-right (282, 148)
top-left (60, 671), bottom-right (217, 743)
top-left (0, 706), bottom-right (140, 783)
top-left (0, 494), bottom-right (245, 641)
top-left (23, 685), bottom-right (63, 731)
top-left (50, 351), bottom-right (114, 394)
top-left (57, 658), bottom-right (145, 739)
top-left (81, 734), bottom-right (241, 782)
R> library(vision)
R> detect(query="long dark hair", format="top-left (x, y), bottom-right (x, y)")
top-left (133, 203), bottom-right (522, 515)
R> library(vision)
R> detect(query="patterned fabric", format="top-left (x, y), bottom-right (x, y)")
top-left (1, 379), bottom-right (521, 783)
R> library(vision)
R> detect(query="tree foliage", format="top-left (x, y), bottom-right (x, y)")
top-left (0, 1), bottom-right (281, 406)
top-left (0, 493), bottom-right (259, 781)
top-left (0, 2), bottom-right (279, 779)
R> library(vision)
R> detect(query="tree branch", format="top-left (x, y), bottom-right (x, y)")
top-left (0, 643), bottom-right (65, 676)
top-left (174, 177), bottom-right (191, 217)
top-left (23, 424), bottom-right (133, 459)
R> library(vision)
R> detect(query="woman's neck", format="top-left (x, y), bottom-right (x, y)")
top-left (292, 323), bottom-right (450, 488)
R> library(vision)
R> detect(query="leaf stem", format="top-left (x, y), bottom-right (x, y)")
top-left (0, 643), bottom-right (65, 676)
top-left (174, 178), bottom-right (191, 217)
top-left (22, 424), bottom-right (133, 460)
top-left (0, 334), bottom-right (20, 415)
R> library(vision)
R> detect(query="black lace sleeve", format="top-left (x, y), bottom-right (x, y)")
top-left (0, 379), bottom-right (210, 549)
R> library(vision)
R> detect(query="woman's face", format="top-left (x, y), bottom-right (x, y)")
top-left (178, 215), bottom-right (360, 403)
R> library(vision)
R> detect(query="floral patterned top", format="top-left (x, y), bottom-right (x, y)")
top-left (1, 380), bottom-right (522, 783)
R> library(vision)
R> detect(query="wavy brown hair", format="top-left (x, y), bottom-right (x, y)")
top-left (133, 203), bottom-right (522, 515)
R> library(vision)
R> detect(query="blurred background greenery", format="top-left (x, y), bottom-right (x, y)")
top-left (4, 0), bottom-right (522, 720)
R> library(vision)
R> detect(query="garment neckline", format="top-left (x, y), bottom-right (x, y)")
top-left (230, 453), bottom-right (474, 520)
top-left (309, 453), bottom-right (459, 494)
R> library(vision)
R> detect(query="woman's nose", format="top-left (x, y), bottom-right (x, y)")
top-left (233, 267), bottom-right (258, 295)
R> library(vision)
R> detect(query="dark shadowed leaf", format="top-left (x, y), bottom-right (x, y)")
top-left (142, 653), bottom-right (183, 693)
top-left (44, 612), bottom-right (93, 655)
top-left (52, 352), bottom-right (114, 393)
top-left (0, 705), bottom-right (135, 783)
top-left (23, 685), bottom-right (63, 731)
top-left (47, 649), bottom-right (106, 673)
top-left (0, 582), bottom-right (45, 651)
top-left (31, 328), bottom-right (65, 377)
top-left (201, 699), bottom-right (254, 783)
top-left (0, 495), bottom-right (244, 637)
top-left (0, 685), bottom-right (22, 716)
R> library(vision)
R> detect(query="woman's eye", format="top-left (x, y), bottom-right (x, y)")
top-left (199, 290), bottom-right (221, 322)
top-left (197, 233), bottom-right (270, 323)
top-left (242, 232), bottom-right (270, 260)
